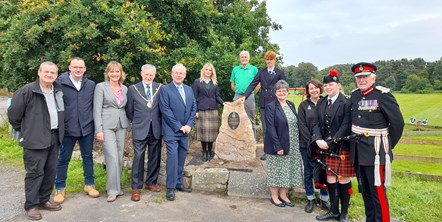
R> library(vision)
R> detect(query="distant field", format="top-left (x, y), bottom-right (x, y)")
top-left (394, 143), bottom-right (442, 158)
top-left (394, 93), bottom-right (442, 127)
top-left (287, 92), bottom-right (442, 127)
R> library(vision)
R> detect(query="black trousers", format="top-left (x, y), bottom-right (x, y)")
top-left (359, 165), bottom-right (390, 222)
top-left (131, 126), bottom-right (162, 189)
top-left (23, 131), bottom-right (60, 210)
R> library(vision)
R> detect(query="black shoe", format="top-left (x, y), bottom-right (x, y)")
top-left (270, 198), bottom-right (285, 207)
top-left (202, 151), bottom-right (208, 162)
top-left (305, 199), bottom-right (315, 213)
top-left (176, 185), bottom-right (192, 193)
top-left (316, 211), bottom-right (340, 221)
top-left (320, 200), bottom-right (331, 211)
top-left (339, 213), bottom-right (348, 222)
top-left (166, 189), bottom-right (175, 201)
top-left (260, 154), bottom-right (267, 160)
top-left (278, 196), bottom-right (295, 207)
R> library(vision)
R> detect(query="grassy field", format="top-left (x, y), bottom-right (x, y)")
top-left (394, 143), bottom-right (442, 158)
top-left (287, 92), bottom-right (442, 127)
top-left (395, 93), bottom-right (442, 127)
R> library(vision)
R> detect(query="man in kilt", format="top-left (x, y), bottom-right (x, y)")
top-left (350, 62), bottom-right (404, 222)
top-left (312, 70), bottom-right (355, 222)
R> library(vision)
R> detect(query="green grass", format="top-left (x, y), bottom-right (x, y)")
top-left (393, 161), bottom-right (442, 175)
top-left (395, 93), bottom-right (442, 127)
top-left (401, 135), bottom-right (442, 141)
top-left (348, 174), bottom-right (442, 222)
top-left (395, 143), bottom-right (442, 158)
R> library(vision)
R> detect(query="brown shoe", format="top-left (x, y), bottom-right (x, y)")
top-left (39, 201), bottom-right (62, 211)
top-left (144, 184), bottom-right (161, 192)
top-left (131, 190), bottom-right (141, 202)
top-left (84, 185), bottom-right (100, 198)
top-left (26, 208), bottom-right (42, 220)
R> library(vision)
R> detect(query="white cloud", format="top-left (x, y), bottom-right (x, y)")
top-left (267, 0), bottom-right (442, 69)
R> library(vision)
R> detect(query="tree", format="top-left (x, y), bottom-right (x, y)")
top-left (0, 0), bottom-right (281, 98)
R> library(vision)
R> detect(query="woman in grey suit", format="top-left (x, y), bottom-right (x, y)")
top-left (93, 61), bottom-right (129, 202)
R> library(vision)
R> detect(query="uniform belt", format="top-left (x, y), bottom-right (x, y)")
top-left (351, 125), bottom-right (392, 187)
top-left (51, 129), bottom-right (58, 134)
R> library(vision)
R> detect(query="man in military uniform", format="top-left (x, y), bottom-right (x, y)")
top-left (350, 62), bottom-right (404, 222)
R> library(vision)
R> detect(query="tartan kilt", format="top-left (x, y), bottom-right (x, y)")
top-left (196, 109), bottom-right (219, 142)
top-left (325, 150), bottom-right (355, 177)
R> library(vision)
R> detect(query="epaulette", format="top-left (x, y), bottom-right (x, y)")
top-left (375, 85), bottom-right (390, 94)
top-left (351, 88), bottom-right (359, 93)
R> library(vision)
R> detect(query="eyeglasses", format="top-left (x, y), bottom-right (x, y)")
top-left (70, 66), bottom-right (85, 70)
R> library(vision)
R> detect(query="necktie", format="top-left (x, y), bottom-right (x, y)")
top-left (327, 99), bottom-right (333, 109)
top-left (178, 86), bottom-right (186, 105)
top-left (146, 85), bottom-right (151, 100)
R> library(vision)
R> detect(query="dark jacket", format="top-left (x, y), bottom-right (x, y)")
top-left (350, 86), bottom-right (404, 165)
top-left (126, 81), bottom-right (162, 140)
top-left (264, 100), bottom-right (298, 155)
top-left (159, 82), bottom-right (197, 138)
top-left (312, 93), bottom-right (352, 151)
top-left (244, 67), bottom-right (287, 108)
top-left (8, 79), bottom-right (65, 149)
top-left (192, 78), bottom-right (224, 111)
top-left (297, 97), bottom-right (322, 149)
top-left (57, 72), bottom-right (95, 137)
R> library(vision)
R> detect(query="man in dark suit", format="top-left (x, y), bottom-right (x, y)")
top-left (126, 64), bottom-right (163, 202)
top-left (159, 63), bottom-right (197, 201)
top-left (236, 51), bottom-right (287, 160)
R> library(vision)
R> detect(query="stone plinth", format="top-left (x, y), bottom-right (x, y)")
top-left (215, 102), bottom-right (256, 161)
top-left (192, 168), bottom-right (229, 192)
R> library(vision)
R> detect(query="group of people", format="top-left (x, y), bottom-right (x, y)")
top-left (8, 51), bottom-right (404, 222)
top-left (259, 63), bottom-right (404, 222)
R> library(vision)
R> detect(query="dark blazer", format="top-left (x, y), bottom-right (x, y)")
top-left (264, 100), bottom-right (298, 155)
top-left (244, 67), bottom-right (287, 109)
top-left (57, 72), bottom-right (95, 137)
top-left (192, 79), bottom-right (224, 111)
top-left (126, 81), bottom-right (162, 140)
top-left (159, 82), bottom-right (197, 138)
top-left (297, 97), bottom-right (322, 149)
top-left (312, 93), bottom-right (351, 151)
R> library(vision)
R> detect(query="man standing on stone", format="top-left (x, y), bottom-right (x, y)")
top-left (236, 51), bottom-right (287, 160)
top-left (8, 61), bottom-right (64, 220)
top-left (126, 64), bottom-right (163, 202)
top-left (159, 63), bottom-right (197, 201)
top-left (230, 51), bottom-right (259, 134)
top-left (54, 57), bottom-right (99, 204)
top-left (350, 62), bottom-right (404, 222)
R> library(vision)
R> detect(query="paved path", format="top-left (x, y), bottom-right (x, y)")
top-left (0, 164), bottom-right (319, 222)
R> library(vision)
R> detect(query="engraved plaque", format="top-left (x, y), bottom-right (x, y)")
top-left (228, 112), bottom-right (240, 129)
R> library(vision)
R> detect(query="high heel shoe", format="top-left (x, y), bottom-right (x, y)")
top-left (270, 198), bottom-right (286, 207)
top-left (278, 196), bottom-right (295, 207)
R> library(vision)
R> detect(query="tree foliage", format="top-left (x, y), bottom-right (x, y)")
top-left (0, 0), bottom-right (281, 102)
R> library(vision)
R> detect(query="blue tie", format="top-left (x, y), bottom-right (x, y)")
top-left (178, 86), bottom-right (186, 105)
top-left (146, 85), bottom-right (151, 100)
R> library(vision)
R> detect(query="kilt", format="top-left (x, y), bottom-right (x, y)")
top-left (196, 109), bottom-right (219, 142)
top-left (325, 150), bottom-right (355, 177)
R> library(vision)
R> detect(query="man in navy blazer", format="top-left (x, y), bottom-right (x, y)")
top-left (159, 63), bottom-right (197, 201)
top-left (126, 64), bottom-right (163, 202)
top-left (237, 51), bottom-right (287, 160)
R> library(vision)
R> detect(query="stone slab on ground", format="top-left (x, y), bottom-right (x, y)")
top-left (192, 167), bottom-right (229, 192)
top-left (228, 170), bottom-right (270, 198)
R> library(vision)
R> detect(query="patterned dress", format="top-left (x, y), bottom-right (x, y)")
top-left (267, 105), bottom-right (304, 188)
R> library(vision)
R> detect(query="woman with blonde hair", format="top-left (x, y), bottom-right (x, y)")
top-left (192, 63), bottom-right (224, 161)
top-left (93, 61), bottom-right (129, 202)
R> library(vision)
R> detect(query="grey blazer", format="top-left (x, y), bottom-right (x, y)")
top-left (93, 81), bottom-right (129, 134)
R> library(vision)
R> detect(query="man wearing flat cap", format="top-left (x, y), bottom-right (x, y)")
top-left (349, 62), bottom-right (404, 222)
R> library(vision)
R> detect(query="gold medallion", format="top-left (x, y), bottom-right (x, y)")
top-left (147, 102), bottom-right (152, 108)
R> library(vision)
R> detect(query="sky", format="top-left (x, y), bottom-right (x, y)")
top-left (266, 0), bottom-right (442, 69)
